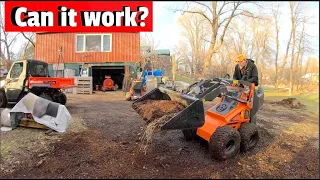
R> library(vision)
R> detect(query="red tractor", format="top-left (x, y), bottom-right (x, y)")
top-left (101, 75), bottom-right (118, 91)
top-left (0, 59), bottom-right (77, 107)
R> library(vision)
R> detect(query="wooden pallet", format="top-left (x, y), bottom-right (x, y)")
top-left (18, 118), bottom-right (49, 130)
top-left (73, 76), bottom-right (93, 94)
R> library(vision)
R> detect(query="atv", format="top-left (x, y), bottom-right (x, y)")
top-left (0, 59), bottom-right (77, 108)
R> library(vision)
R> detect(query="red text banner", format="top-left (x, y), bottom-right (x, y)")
top-left (4, 1), bottom-right (153, 32)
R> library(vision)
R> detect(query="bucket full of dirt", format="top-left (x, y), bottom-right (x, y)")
top-left (132, 87), bottom-right (205, 154)
top-left (132, 99), bottom-right (186, 124)
top-left (132, 87), bottom-right (205, 131)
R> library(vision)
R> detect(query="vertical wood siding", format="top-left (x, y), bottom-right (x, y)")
top-left (34, 32), bottom-right (140, 64)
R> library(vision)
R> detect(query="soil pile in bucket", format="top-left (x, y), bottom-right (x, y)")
top-left (132, 100), bottom-right (186, 154)
top-left (276, 98), bottom-right (305, 109)
top-left (132, 99), bottom-right (186, 124)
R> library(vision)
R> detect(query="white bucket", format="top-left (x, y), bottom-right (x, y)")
top-left (1, 108), bottom-right (12, 127)
top-left (146, 76), bottom-right (158, 93)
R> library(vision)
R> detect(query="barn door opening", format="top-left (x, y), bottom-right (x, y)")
top-left (91, 66), bottom-right (125, 90)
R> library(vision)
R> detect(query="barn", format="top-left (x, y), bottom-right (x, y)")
top-left (34, 32), bottom-right (141, 90)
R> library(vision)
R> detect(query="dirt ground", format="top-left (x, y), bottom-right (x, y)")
top-left (0, 91), bottom-right (319, 179)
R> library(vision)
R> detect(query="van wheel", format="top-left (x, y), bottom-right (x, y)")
top-left (0, 91), bottom-right (7, 108)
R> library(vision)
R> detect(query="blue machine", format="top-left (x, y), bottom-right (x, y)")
top-left (141, 70), bottom-right (150, 86)
top-left (153, 69), bottom-right (163, 76)
top-left (142, 69), bottom-right (163, 86)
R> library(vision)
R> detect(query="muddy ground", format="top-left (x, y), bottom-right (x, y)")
top-left (0, 91), bottom-right (319, 179)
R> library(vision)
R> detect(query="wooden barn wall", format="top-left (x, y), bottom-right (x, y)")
top-left (34, 32), bottom-right (140, 64)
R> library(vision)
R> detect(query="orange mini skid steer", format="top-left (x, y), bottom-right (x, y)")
top-left (132, 78), bottom-right (264, 161)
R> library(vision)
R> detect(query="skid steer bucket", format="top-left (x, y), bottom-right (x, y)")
top-left (132, 87), bottom-right (205, 131)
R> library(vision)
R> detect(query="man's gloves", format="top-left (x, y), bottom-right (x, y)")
top-left (241, 75), bottom-right (248, 81)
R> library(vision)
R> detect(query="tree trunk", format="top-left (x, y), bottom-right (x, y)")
top-left (274, 8), bottom-right (280, 91)
top-left (281, 27), bottom-right (293, 81)
top-left (289, 2), bottom-right (296, 96)
top-left (259, 67), bottom-right (263, 88)
top-left (297, 51), bottom-right (304, 91)
top-left (204, 35), bottom-right (217, 77)
top-left (5, 44), bottom-right (10, 61)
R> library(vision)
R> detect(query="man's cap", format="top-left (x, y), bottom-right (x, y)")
top-left (236, 54), bottom-right (247, 62)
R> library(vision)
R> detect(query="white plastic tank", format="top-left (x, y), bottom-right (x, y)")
top-left (146, 76), bottom-right (158, 93)
top-left (1, 108), bottom-right (11, 127)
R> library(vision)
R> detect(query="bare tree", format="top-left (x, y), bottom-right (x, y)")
top-left (169, 1), bottom-right (262, 77)
top-left (140, 33), bottom-right (173, 77)
top-left (0, 2), bottom-right (19, 70)
top-left (271, 2), bottom-right (281, 90)
top-left (140, 32), bottom-right (160, 67)
top-left (21, 32), bottom-right (35, 47)
top-left (288, 1), bottom-right (306, 95)
top-left (17, 41), bottom-right (35, 59)
top-left (173, 40), bottom-right (193, 75)
top-left (289, 2), bottom-right (296, 95)
top-left (177, 11), bottom-right (210, 78)
top-left (240, 13), bottom-right (274, 87)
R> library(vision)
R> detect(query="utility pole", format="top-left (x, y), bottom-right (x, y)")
top-left (172, 54), bottom-right (176, 81)
top-left (55, 46), bottom-right (63, 77)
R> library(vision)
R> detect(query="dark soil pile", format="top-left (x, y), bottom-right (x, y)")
top-left (132, 99), bottom-right (186, 124)
top-left (133, 100), bottom-right (186, 152)
top-left (277, 98), bottom-right (306, 109)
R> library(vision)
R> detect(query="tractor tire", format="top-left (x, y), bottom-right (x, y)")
top-left (0, 90), bottom-right (7, 108)
top-left (239, 123), bottom-right (259, 153)
top-left (182, 128), bottom-right (197, 141)
top-left (209, 126), bottom-right (241, 161)
top-left (39, 93), bottom-right (53, 102)
top-left (55, 92), bottom-right (67, 105)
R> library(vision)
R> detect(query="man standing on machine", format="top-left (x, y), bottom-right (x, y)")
top-left (233, 54), bottom-right (259, 86)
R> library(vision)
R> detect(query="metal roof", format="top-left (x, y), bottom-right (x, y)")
top-left (150, 49), bottom-right (170, 56)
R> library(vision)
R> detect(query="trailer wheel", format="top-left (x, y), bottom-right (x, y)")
top-left (55, 92), bottom-right (67, 105)
top-left (0, 90), bottom-right (7, 108)
top-left (209, 126), bottom-right (241, 161)
top-left (239, 123), bottom-right (259, 152)
top-left (39, 93), bottom-right (53, 102)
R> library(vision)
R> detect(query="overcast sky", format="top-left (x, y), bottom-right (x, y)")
top-left (2, 1), bottom-right (320, 59)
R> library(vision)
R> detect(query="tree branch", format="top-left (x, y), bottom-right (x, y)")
top-left (8, 33), bottom-right (19, 47)
top-left (21, 32), bottom-right (36, 47)
top-left (192, 1), bottom-right (213, 15)
top-left (217, 2), bottom-right (241, 50)
top-left (171, 8), bottom-right (213, 26)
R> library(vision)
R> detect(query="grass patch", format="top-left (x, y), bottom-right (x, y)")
top-left (175, 75), bottom-right (194, 84)
top-left (263, 86), bottom-right (319, 114)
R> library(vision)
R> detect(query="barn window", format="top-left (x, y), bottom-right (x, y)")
top-left (76, 34), bottom-right (112, 52)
